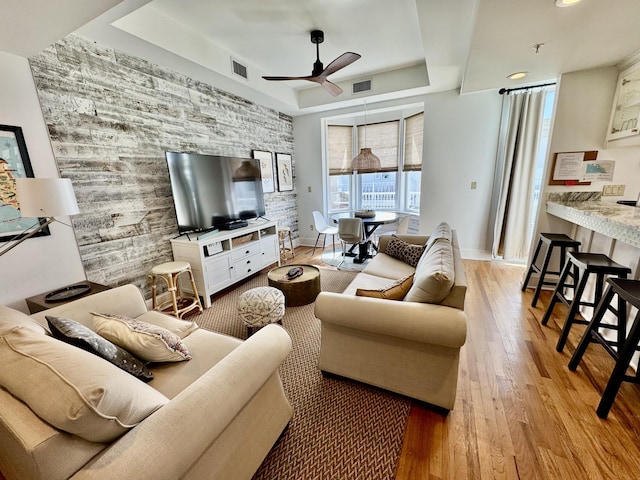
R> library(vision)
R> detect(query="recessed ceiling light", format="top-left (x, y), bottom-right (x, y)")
top-left (507, 72), bottom-right (528, 80)
top-left (555, 0), bottom-right (582, 7)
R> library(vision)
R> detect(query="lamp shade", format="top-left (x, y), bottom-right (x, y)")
top-left (351, 148), bottom-right (381, 173)
top-left (15, 178), bottom-right (80, 218)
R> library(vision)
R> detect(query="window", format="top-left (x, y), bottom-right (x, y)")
top-left (326, 110), bottom-right (423, 213)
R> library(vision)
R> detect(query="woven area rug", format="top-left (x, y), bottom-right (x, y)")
top-left (190, 268), bottom-right (411, 480)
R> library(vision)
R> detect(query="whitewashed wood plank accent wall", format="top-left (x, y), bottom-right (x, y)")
top-left (28, 35), bottom-right (296, 296)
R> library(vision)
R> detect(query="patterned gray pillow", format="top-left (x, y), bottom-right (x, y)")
top-left (46, 316), bottom-right (153, 382)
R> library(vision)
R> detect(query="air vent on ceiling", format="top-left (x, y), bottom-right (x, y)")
top-left (352, 79), bottom-right (372, 94)
top-left (231, 58), bottom-right (248, 80)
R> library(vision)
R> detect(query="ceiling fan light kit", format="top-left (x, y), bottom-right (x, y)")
top-left (262, 30), bottom-right (361, 96)
top-left (507, 71), bottom-right (528, 80)
top-left (555, 0), bottom-right (582, 6)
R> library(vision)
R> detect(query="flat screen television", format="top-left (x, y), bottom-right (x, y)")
top-left (165, 152), bottom-right (266, 233)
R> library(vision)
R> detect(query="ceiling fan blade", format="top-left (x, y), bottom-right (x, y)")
top-left (320, 79), bottom-right (343, 97)
top-left (262, 75), bottom-right (313, 81)
top-left (321, 52), bottom-right (361, 77)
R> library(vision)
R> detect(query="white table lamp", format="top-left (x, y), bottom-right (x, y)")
top-left (0, 178), bottom-right (80, 257)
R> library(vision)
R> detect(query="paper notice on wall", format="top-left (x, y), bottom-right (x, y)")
top-left (580, 160), bottom-right (615, 182)
top-left (553, 152), bottom-right (585, 180)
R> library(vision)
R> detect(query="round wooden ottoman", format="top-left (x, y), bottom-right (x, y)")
top-left (267, 264), bottom-right (321, 307)
top-left (237, 286), bottom-right (285, 336)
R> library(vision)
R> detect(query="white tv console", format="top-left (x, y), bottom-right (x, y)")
top-left (170, 220), bottom-right (280, 308)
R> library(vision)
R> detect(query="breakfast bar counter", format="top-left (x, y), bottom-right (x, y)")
top-left (546, 194), bottom-right (640, 248)
top-left (545, 192), bottom-right (640, 277)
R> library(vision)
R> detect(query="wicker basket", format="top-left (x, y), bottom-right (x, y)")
top-left (232, 234), bottom-right (255, 247)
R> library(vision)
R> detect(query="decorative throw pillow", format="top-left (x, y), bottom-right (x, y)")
top-left (404, 238), bottom-right (455, 304)
top-left (385, 235), bottom-right (425, 268)
top-left (402, 243), bottom-right (426, 268)
top-left (0, 326), bottom-right (168, 443)
top-left (46, 316), bottom-right (154, 382)
top-left (134, 310), bottom-right (199, 339)
top-left (92, 312), bottom-right (192, 363)
top-left (356, 274), bottom-right (414, 301)
top-left (385, 235), bottom-right (407, 260)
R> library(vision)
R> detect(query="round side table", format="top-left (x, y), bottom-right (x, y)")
top-left (267, 264), bottom-right (321, 307)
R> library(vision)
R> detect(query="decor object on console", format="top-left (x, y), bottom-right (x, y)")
top-left (148, 261), bottom-right (203, 319)
top-left (0, 284), bottom-right (293, 480)
top-left (315, 222), bottom-right (468, 412)
top-left (237, 286), bottom-right (285, 336)
top-left (0, 177), bottom-right (79, 257)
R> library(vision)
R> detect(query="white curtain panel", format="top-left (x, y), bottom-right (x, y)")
top-left (492, 90), bottom-right (546, 260)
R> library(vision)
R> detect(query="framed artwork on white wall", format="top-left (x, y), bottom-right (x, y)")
top-left (252, 150), bottom-right (275, 193)
top-left (275, 153), bottom-right (293, 192)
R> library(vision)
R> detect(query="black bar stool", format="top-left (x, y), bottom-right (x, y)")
top-left (522, 233), bottom-right (581, 307)
top-left (540, 252), bottom-right (631, 352)
top-left (569, 278), bottom-right (640, 418)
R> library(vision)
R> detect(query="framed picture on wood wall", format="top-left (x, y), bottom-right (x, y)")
top-left (252, 149), bottom-right (275, 193)
top-left (0, 124), bottom-right (50, 242)
top-left (276, 153), bottom-right (293, 192)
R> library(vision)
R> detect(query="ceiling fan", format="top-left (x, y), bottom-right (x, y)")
top-left (262, 30), bottom-right (361, 97)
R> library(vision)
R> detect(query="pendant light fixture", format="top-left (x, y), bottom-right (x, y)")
top-left (351, 101), bottom-right (381, 173)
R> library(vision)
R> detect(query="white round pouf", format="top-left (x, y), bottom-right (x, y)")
top-left (237, 286), bottom-right (285, 335)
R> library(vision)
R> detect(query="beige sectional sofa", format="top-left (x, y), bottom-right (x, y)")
top-left (314, 223), bottom-right (468, 411)
top-left (0, 285), bottom-right (292, 480)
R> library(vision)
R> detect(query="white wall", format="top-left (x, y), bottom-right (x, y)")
top-left (422, 89), bottom-right (501, 257)
top-left (0, 51), bottom-right (85, 311)
top-left (293, 89), bottom-right (502, 258)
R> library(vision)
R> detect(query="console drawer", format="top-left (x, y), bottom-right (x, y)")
top-left (231, 241), bottom-right (261, 261)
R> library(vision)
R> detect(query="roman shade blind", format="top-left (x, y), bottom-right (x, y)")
top-left (357, 121), bottom-right (399, 173)
top-left (403, 112), bottom-right (424, 172)
top-left (327, 125), bottom-right (353, 175)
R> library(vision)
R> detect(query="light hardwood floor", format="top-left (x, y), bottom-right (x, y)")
top-left (285, 246), bottom-right (640, 480)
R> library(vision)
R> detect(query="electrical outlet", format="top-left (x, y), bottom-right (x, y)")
top-left (310, 224), bottom-right (314, 231)
top-left (603, 184), bottom-right (625, 196)
top-left (307, 186), bottom-right (312, 193)
top-left (471, 181), bottom-right (477, 190)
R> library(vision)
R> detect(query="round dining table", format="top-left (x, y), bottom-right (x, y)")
top-left (331, 211), bottom-right (398, 263)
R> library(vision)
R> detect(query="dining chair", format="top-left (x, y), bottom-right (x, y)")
top-left (312, 211), bottom-right (338, 255)
top-left (337, 217), bottom-right (363, 268)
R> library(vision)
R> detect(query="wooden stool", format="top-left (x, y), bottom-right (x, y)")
top-left (541, 252), bottom-right (631, 352)
top-left (149, 261), bottom-right (203, 319)
top-left (569, 278), bottom-right (640, 418)
top-left (522, 233), bottom-right (581, 307)
top-left (278, 226), bottom-right (294, 260)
